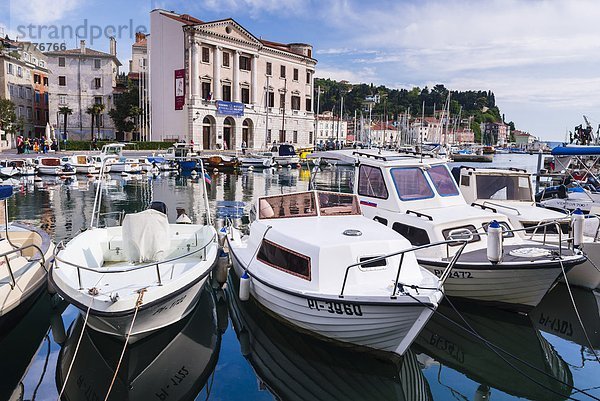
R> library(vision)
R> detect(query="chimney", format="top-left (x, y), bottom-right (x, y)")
top-left (109, 36), bottom-right (117, 56)
top-left (135, 32), bottom-right (145, 43)
top-left (80, 39), bottom-right (86, 54)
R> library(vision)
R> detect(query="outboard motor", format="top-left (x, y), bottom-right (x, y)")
top-left (557, 184), bottom-right (568, 199)
top-left (63, 163), bottom-right (74, 173)
top-left (149, 201), bottom-right (168, 215)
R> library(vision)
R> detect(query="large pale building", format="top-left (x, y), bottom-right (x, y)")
top-left (46, 39), bottom-right (122, 140)
top-left (316, 111), bottom-right (347, 146)
top-left (129, 32), bottom-right (150, 141)
top-left (149, 9), bottom-right (317, 150)
top-left (0, 37), bottom-right (49, 140)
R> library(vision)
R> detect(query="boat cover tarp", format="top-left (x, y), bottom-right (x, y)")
top-left (122, 209), bottom-right (170, 262)
top-left (551, 146), bottom-right (600, 156)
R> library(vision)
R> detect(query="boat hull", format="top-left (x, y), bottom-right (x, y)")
top-left (83, 277), bottom-right (208, 342)
top-left (565, 243), bottom-right (600, 289)
top-left (419, 260), bottom-right (564, 311)
top-left (230, 251), bottom-right (437, 356)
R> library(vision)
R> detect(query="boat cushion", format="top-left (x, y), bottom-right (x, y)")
top-left (122, 209), bottom-right (170, 263)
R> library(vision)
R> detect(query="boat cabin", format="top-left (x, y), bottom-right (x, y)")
top-left (252, 191), bottom-right (361, 221)
top-left (165, 143), bottom-right (196, 159)
top-left (270, 143), bottom-right (296, 157)
top-left (457, 167), bottom-right (534, 206)
top-left (100, 143), bottom-right (126, 158)
top-left (456, 166), bottom-right (570, 235)
top-left (353, 151), bottom-right (519, 254)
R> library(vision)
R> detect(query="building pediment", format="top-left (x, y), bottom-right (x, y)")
top-left (192, 19), bottom-right (262, 48)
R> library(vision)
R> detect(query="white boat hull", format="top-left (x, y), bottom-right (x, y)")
top-left (231, 252), bottom-right (437, 356)
top-left (38, 166), bottom-right (76, 176)
top-left (0, 224), bottom-right (54, 318)
top-left (84, 277), bottom-right (208, 341)
top-left (419, 260), bottom-right (562, 310)
top-left (566, 243), bottom-right (600, 289)
top-left (108, 162), bottom-right (142, 173)
top-left (274, 156), bottom-right (300, 166)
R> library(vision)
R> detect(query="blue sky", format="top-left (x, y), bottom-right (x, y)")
top-left (3, 0), bottom-right (600, 141)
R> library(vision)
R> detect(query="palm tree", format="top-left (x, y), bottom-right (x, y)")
top-left (86, 106), bottom-right (96, 141)
top-left (58, 106), bottom-right (72, 141)
top-left (94, 103), bottom-right (105, 140)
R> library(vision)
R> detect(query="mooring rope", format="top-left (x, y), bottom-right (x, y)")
top-left (558, 258), bottom-right (600, 365)
top-left (57, 299), bottom-right (94, 400)
top-left (103, 288), bottom-right (146, 401)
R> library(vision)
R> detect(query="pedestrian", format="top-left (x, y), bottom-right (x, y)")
top-left (24, 138), bottom-right (30, 154)
top-left (33, 139), bottom-right (39, 153)
top-left (46, 136), bottom-right (53, 152)
top-left (16, 135), bottom-right (23, 154)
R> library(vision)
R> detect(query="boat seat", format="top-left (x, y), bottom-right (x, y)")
top-left (122, 210), bottom-right (170, 263)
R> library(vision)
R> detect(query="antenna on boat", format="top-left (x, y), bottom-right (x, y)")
top-left (420, 100), bottom-right (425, 163)
top-left (198, 159), bottom-right (212, 226)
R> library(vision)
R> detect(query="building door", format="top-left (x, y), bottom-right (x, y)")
top-left (223, 117), bottom-right (235, 150)
top-left (202, 116), bottom-right (213, 150)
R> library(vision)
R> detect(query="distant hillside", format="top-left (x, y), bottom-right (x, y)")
top-left (314, 79), bottom-right (514, 141)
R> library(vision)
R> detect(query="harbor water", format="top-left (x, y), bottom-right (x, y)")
top-left (3, 154), bottom-right (600, 401)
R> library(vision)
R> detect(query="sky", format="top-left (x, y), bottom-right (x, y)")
top-left (2, 0), bottom-right (600, 141)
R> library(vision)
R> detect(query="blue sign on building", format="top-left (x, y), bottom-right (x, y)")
top-left (216, 101), bottom-right (244, 117)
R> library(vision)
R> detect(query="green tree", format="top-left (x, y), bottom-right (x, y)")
top-left (86, 106), bottom-right (96, 141)
top-left (94, 103), bottom-right (105, 140)
top-left (109, 81), bottom-right (141, 137)
top-left (58, 106), bottom-right (72, 140)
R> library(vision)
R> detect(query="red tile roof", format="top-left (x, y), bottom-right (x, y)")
top-left (161, 11), bottom-right (203, 25)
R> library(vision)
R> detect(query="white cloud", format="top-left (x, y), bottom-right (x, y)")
top-left (196, 0), bottom-right (308, 19)
top-left (315, 65), bottom-right (377, 84)
top-left (9, 0), bottom-right (82, 25)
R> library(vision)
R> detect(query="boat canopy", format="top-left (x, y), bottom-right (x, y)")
top-left (551, 145), bottom-right (600, 156)
top-left (258, 191), bottom-right (361, 220)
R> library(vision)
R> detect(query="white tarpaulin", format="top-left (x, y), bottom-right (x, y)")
top-left (122, 209), bottom-right (170, 262)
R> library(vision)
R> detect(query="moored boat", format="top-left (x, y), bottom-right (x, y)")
top-left (227, 190), bottom-right (457, 356)
top-left (61, 154), bottom-right (106, 175)
top-left (50, 160), bottom-right (219, 342)
top-left (98, 143), bottom-right (142, 173)
top-left (352, 150), bottom-right (586, 310)
top-left (457, 165), bottom-right (600, 289)
top-left (0, 185), bottom-right (55, 321)
top-left (34, 156), bottom-right (76, 176)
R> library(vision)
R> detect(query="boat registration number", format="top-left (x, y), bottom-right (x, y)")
top-left (433, 269), bottom-right (472, 279)
top-left (307, 299), bottom-right (363, 316)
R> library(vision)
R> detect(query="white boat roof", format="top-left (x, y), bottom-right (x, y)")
top-left (259, 215), bottom-right (411, 249)
top-left (354, 150), bottom-right (448, 168)
top-left (462, 167), bottom-right (530, 176)
top-left (103, 143), bottom-right (126, 148)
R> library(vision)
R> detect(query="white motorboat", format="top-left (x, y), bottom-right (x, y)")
top-left (268, 143), bottom-right (300, 166)
top-left (98, 143), bottom-right (142, 173)
top-left (51, 161), bottom-right (219, 342)
top-left (227, 190), bottom-right (459, 356)
top-left (34, 157), bottom-right (76, 176)
top-left (239, 153), bottom-right (274, 168)
top-left (227, 276), bottom-right (434, 401)
top-left (537, 145), bottom-right (600, 213)
top-left (352, 150), bottom-right (586, 311)
top-left (0, 186), bottom-right (54, 320)
top-left (0, 159), bottom-right (36, 177)
top-left (60, 154), bottom-right (107, 175)
top-left (56, 286), bottom-right (221, 401)
top-left (457, 166), bottom-right (600, 289)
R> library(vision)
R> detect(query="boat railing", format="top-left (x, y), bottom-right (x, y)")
top-left (471, 220), bottom-right (569, 256)
top-left (339, 238), bottom-right (470, 299)
top-left (1, 241), bottom-right (46, 289)
top-left (481, 201), bottom-right (522, 216)
top-left (53, 233), bottom-right (216, 290)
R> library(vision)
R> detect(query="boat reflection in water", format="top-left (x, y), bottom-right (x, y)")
top-left (531, 283), bottom-right (600, 352)
top-left (414, 302), bottom-right (573, 401)
top-left (56, 285), bottom-right (221, 401)
top-left (0, 291), bottom-right (66, 401)
top-left (227, 276), bottom-right (434, 401)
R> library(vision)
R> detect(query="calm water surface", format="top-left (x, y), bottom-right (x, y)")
top-left (3, 154), bottom-right (599, 401)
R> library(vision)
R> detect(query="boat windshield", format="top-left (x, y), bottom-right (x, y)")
top-left (391, 168), bottom-right (434, 200)
top-left (428, 165), bottom-right (459, 196)
top-left (317, 192), bottom-right (361, 216)
top-left (103, 146), bottom-right (122, 156)
top-left (476, 174), bottom-right (533, 202)
top-left (259, 192), bottom-right (318, 219)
